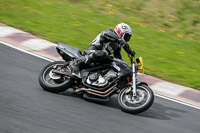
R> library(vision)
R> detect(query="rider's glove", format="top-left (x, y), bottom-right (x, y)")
top-left (130, 50), bottom-right (136, 57)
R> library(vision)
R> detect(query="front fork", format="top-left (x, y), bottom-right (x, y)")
top-left (132, 63), bottom-right (137, 96)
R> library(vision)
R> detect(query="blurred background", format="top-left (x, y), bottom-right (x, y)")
top-left (0, 0), bottom-right (199, 90)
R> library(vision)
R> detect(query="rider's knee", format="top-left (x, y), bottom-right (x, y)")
top-left (92, 51), bottom-right (108, 62)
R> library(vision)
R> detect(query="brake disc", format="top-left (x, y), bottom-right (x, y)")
top-left (49, 70), bottom-right (61, 80)
top-left (125, 90), bottom-right (145, 104)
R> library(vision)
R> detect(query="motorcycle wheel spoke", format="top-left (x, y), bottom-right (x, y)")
top-left (46, 76), bottom-right (52, 83)
top-left (51, 79), bottom-right (56, 84)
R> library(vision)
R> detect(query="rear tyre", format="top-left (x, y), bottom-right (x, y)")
top-left (118, 84), bottom-right (154, 114)
top-left (39, 61), bottom-right (74, 93)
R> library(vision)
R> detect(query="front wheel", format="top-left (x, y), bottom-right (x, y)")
top-left (118, 84), bottom-right (154, 114)
top-left (39, 61), bottom-right (74, 93)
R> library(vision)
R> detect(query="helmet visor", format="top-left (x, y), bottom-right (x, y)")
top-left (124, 33), bottom-right (131, 42)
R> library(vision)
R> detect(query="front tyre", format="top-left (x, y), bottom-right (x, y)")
top-left (39, 61), bottom-right (74, 93)
top-left (118, 85), bottom-right (154, 114)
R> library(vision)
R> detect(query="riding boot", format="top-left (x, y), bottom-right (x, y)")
top-left (69, 60), bottom-right (80, 78)
top-left (69, 55), bottom-right (91, 78)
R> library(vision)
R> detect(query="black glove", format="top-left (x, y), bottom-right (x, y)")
top-left (130, 50), bottom-right (136, 57)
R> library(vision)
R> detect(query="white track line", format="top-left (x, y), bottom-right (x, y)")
top-left (0, 40), bottom-right (53, 62)
top-left (1, 40), bottom-right (200, 110)
top-left (154, 94), bottom-right (200, 110)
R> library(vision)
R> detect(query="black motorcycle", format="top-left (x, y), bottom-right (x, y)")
top-left (39, 43), bottom-right (154, 114)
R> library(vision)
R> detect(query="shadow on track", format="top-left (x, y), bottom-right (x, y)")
top-left (59, 90), bottom-right (187, 120)
top-left (138, 102), bottom-right (187, 120)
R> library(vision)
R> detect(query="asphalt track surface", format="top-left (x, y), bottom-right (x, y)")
top-left (0, 43), bottom-right (200, 133)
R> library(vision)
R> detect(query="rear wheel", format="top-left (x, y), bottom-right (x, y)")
top-left (118, 85), bottom-right (154, 114)
top-left (39, 61), bottom-right (74, 93)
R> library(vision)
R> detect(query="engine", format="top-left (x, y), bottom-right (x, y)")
top-left (86, 70), bottom-right (117, 87)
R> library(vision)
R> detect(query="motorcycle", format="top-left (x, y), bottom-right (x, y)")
top-left (39, 42), bottom-right (154, 114)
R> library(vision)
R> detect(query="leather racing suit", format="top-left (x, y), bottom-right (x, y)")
top-left (69, 28), bottom-right (135, 76)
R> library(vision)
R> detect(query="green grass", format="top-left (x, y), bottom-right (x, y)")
top-left (0, 0), bottom-right (200, 89)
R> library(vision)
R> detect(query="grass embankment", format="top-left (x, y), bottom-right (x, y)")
top-left (0, 0), bottom-right (200, 89)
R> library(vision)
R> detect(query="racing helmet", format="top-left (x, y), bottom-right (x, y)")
top-left (114, 23), bottom-right (132, 42)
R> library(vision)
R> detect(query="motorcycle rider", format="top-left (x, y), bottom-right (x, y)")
top-left (69, 23), bottom-right (136, 77)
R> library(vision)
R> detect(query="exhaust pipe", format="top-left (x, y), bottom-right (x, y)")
top-left (75, 84), bottom-right (117, 97)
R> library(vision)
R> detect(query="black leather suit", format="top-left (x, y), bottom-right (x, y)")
top-left (84, 28), bottom-right (123, 60)
top-left (70, 28), bottom-right (134, 71)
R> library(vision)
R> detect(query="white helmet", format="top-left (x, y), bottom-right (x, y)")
top-left (114, 23), bottom-right (132, 42)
